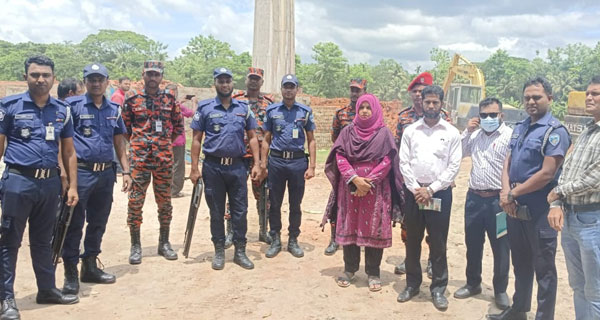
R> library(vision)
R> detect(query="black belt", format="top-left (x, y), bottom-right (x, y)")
top-left (469, 188), bottom-right (501, 197)
top-left (564, 202), bottom-right (600, 213)
top-left (204, 154), bottom-right (243, 166)
top-left (77, 160), bottom-right (113, 172)
top-left (8, 165), bottom-right (59, 179)
top-left (270, 149), bottom-right (305, 160)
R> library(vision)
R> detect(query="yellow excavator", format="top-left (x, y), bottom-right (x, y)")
top-left (441, 53), bottom-right (525, 129)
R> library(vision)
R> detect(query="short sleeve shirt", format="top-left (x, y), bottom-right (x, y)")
top-left (263, 102), bottom-right (316, 152)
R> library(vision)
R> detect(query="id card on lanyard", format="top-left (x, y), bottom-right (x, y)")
top-left (46, 123), bottom-right (55, 140)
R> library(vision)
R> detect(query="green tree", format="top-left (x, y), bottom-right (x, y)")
top-left (310, 42), bottom-right (348, 98)
top-left (370, 59), bottom-right (410, 102)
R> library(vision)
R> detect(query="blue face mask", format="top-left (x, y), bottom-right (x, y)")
top-left (480, 117), bottom-right (500, 132)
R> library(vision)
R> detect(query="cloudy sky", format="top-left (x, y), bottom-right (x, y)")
top-left (1, 0), bottom-right (599, 71)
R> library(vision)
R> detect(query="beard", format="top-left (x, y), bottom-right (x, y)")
top-left (217, 88), bottom-right (233, 98)
top-left (423, 110), bottom-right (440, 119)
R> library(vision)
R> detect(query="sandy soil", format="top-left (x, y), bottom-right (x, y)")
top-left (15, 159), bottom-right (574, 319)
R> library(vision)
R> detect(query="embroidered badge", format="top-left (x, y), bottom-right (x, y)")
top-left (548, 133), bottom-right (560, 146)
top-left (20, 127), bottom-right (31, 139)
top-left (213, 124), bottom-right (220, 132)
top-left (193, 113), bottom-right (200, 121)
top-left (0, 110), bottom-right (5, 121)
top-left (83, 126), bottom-right (92, 137)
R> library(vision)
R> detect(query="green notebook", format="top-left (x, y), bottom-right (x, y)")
top-left (496, 211), bottom-right (508, 238)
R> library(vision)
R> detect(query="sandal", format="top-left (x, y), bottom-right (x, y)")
top-left (368, 276), bottom-right (382, 292)
top-left (336, 271), bottom-right (355, 288)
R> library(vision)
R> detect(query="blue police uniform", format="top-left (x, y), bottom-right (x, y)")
top-left (190, 97), bottom-right (256, 243)
top-left (507, 111), bottom-right (571, 319)
top-left (0, 92), bottom-right (73, 299)
top-left (263, 101), bottom-right (316, 238)
top-left (62, 94), bottom-right (126, 265)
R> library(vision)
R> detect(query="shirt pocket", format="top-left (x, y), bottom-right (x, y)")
top-left (232, 114), bottom-right (247, 131)
top-left (273, 119), bottom-right (288, 134)
top-left (207, 117), bottom-right (226, 134)
top-left (13, 119), bottom-right (35, 139)
top-left (522, 138), bottom-right (543, 164)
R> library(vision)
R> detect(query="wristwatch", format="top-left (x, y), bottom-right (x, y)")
top-left (122, 172), bottom-right (131, 176)
top-left (507, 191), bottom-right (514, 202)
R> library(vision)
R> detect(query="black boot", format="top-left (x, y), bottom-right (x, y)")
top-left (224, 218), bottom-right (234, 249)
top-left (1, 298), bottom-right (20, 320)
top-left (233, 241), bottom-right (254, 270)
top-left (80, 256), bottom-right (116, 284)
top-left (62, 263), bottom-right (79, 295)
top-left (287, 236), bottom-right (304, 258)
top-left (324, 225), bottom-right (338, 256)
top-left (36, 288), bottom-right (79, 305)
top-left (129, 229), bottom-right (142, 265)
top-left (265, 232), bottom-right (281, 258)
top-left (212, 241), bottom-right (225, 270)
top-left (157, 227), bottom-right (178, 260)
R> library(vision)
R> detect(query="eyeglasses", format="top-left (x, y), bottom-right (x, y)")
top-left (480, 112), bottom-right (499, 119)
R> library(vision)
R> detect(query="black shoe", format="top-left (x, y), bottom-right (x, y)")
top-left (266, 233), bottom-right (281, 258)
top-left (233, 241), bottom-right (254, 270)
top-left (394, 261), bottom-right (406, 275)
top-left (62, 262), bottom-right (79, 295)
top-left (1, 299), bottom-right (20, 320)
top-left (212, 241), bottom-right (225, 270)
top-left (287, 237), bottom-right (304, 258)
top-left (397, 287), bottom-right (419, 302)
top-left (323, 226), bottom-right (338, 256)
top-left (453, 284), bottom-right (482, 299)
top-left (494, 292), bottom-right (511, 311)
top-left (80, 256), bottom-right (116, 284)
top-left (258, 232), bottom-right (272, 244)
top-left (432, 292), bottom-right (448, 311)
top-left (487, 307), bottom-right (527, 320)
top-left (157, 227), bottom-right (178, 260)
top-left (36, 288), bottom-right (79, 305)
top-left (129, 229), bottom-right (142, 265)
top-left (426, 259), bottom-right (433, 279)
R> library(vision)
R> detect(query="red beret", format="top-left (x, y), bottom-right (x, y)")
top-left (407, 72), bottom-right (433, 91)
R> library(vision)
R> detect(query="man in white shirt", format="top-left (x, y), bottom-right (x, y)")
top-left (454, 97), bottom-right (512, 310)
top-left (397, 85), bottom-right (462, 311)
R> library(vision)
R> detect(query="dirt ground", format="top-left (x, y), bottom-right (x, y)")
top-left (15, 159), bottom-right (574, 319)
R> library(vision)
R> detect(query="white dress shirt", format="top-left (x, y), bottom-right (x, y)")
top-left (461, 123), bottom-right (512, 190)
top-left (399, 118), bottom-right (462, 194)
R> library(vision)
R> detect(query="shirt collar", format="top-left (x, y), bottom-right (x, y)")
top-left (24, 91), bottom-right (55, 108)
top-left (416, 117), bottom-right (444, 129)
top-left (85, 93), bottom-right (107, 109)
top-left (213, 97), bottom-right (241, 110)
top-left (529, 111), bottom-right (553, 126)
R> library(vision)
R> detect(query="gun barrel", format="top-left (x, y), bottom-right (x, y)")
top-left (183, 180), bottom-right (203, 258)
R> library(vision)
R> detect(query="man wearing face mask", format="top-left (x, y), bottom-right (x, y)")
top-left (454, 98), bottom-right (511, 310)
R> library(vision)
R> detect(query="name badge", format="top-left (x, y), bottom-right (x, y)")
top-left (46, 123), bottom-right (55, 141)
top-left (81, 114), bottom-right (95, 120)
top-left (272, 115), bottom-right (284, 119)
top-left (292, 128), bottom-right (299, 139)
top-left (209, 113), bottom-right (223, 118)
top-left (155, 120), bottom-right (163, 132)
top-left (15, 114), bottom-right (33, 120)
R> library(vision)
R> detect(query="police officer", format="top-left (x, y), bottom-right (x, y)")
top-left (324, 78), bottom-right (366, 256)
top-left (0, 55), bottom-right (79, 320)
top-left (61, 63), bottom-right (132, 296)
top-left (189, 67), bottom-right (262, 271)
top-left (262, 74), bottom-right (317, 259)
top-left (488, 77), bottom-right (571, 320)
top-left (122, 61), bottom-right (184, 264)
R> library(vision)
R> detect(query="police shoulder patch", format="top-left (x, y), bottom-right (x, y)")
top-left (548, 133), bottom-right (560, 146)
top-left (193, 112), bottom-right (200, 121)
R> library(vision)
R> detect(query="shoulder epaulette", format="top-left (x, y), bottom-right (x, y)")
top-left (266, 102), bottom-right (282, 112)
top-left (232, 91), bottom-right (246, 99)
top-left (1, 94), bottom-right (24, 105)
top-left (262, 94), bottom-right (274, 103)
top-left (297, 103), bottom-right (312, 112)
top-left (65, 95), bottom-right (85, 106)
top-left (196, 98), bottom-right (213, 111)
top-left (398, 106), bottom-right (412, 115)
top-left (124, 90), bottom-right (142, 101)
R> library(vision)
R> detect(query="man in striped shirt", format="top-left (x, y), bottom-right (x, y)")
top-left (547, 76), bottom-right (600, 320)
top-left (455, 98), bottom-right (511, 310)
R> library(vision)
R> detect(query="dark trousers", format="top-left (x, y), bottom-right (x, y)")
top-left (343, 244), bottom-right (384, 277)
top-left (404, 187), bottom-right (452, 294)
top-left (171, 145), bottom-right (186, 195)
top-left (0, 172), bottom-right (61, 299)
top-left (507, 196), bottom-right (557, 320)
top-left (267, 156), bottom-right (307, 238)
top-left (464, 191), bottom-right (510, 293)
top-left (202, 160), bottom-right (248, 244)
top-left (62, 168), bottom-right (115, 265)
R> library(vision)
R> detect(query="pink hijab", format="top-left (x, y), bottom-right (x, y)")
top-left (353, 93), bottom-right (385, 140)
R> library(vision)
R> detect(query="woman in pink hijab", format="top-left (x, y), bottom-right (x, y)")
top-left (323, 93), bottom-right (404, 291)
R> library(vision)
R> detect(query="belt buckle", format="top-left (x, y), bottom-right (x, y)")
top-left (283, 151), bottom-right (292, 159)
top-left (221, 157), bottom-right (233, 166)
top-left (35, 168), bottom-right (50, 179)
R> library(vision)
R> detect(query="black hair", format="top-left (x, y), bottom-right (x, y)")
top-left (523, 76), bottom-right (552, 96)
top-left (57, 77), bottom-right (81, 99)
top-left (118, 76), bottom-right (130, 83)
top-left (589, 76), bottom-right (600, 85)
top-left (479, 97), bottom-right (503, 111)
top-left (24, 55), bottom-right (55, 74)
top-left (421, 85), bottom-right (444, 101)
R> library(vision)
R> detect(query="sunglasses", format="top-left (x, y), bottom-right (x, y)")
top-left (480, 112), bottom-right (499, 119)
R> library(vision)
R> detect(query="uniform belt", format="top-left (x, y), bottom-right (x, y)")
top-left (77, 160), bottom-right (113, 172)
top-left (564, 202), bottom-right (600, 213)
top-left (204, 154), bottom-right (242, 166)
top-left (8, 165), bottom-right (59, 179)
top-left (469, 188), bottom-right (501, 197)
top-left (270, 149), bottom-right (305, 159)
top-left (418, 182), bottom-right (431, 187)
